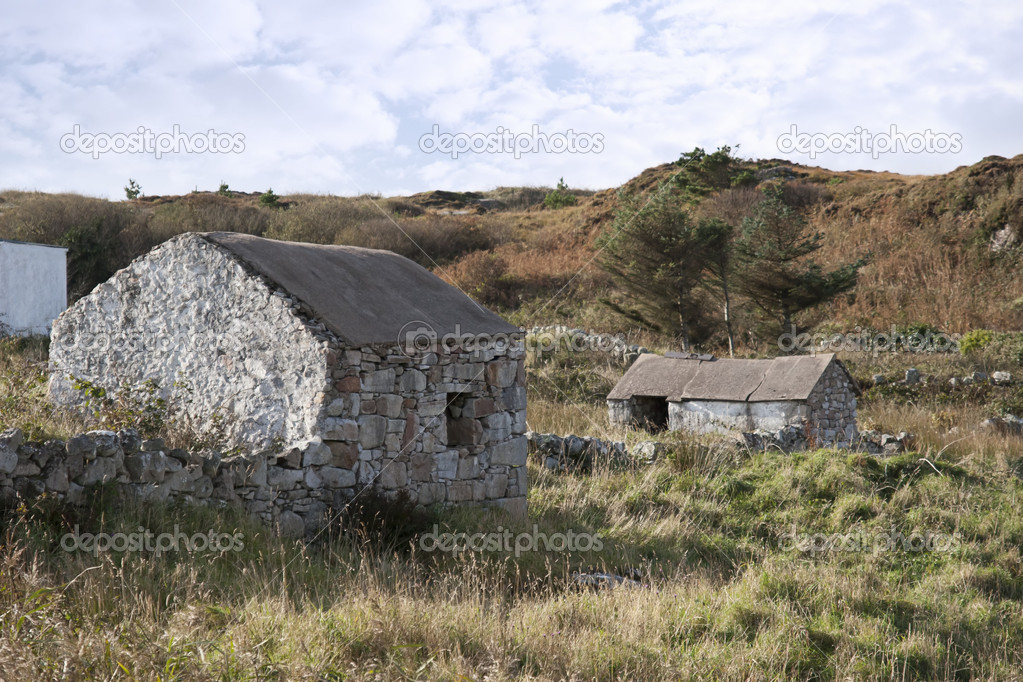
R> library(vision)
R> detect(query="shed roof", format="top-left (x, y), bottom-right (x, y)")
top-left (203, 232), bottom-right (520, 346)
top-left (607, 353), bottom-right (857, 402)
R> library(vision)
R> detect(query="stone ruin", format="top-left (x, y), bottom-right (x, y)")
top-left (46, 232), bottom-right (529, 524)
top-left (607, 352), bottom-right (860, 447)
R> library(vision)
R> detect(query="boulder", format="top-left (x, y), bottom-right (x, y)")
top-left (633, 441), bottom-right (664, 464)
top-left (0, 428), bottom-right (22, 475)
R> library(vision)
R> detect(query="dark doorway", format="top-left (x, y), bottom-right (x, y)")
top-left (632, 395), bottom-right (669, 431)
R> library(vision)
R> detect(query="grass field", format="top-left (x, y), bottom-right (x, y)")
top-left (4, 340), bottom-right (1023, 680)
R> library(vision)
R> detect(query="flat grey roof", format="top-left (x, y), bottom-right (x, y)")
top-left (607, 353), bottom-right (857, 402)
top-left (203, 232), bottom-right (519, 347)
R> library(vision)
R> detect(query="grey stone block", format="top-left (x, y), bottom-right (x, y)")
top-left (362, 369), bottom-right (396, 392)
top-left (319, 466), bottom-right (356, 489)
top-left (358, 415), bottom-right (387, 448)
top-left (489, 437), bottom-right (527, 467)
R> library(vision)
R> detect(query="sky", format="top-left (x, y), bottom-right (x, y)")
top-left (2, 0), bottom-right (1022, 199)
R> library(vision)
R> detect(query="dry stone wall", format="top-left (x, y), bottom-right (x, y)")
top-left (0, 421), bottom-right (525, 538)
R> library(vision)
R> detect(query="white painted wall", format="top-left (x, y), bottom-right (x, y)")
top-left (0, 240), bottom-right (68, 335)
top-left (669, 399), bottom-right (810, 435)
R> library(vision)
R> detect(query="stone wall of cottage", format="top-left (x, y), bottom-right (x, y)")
top-left (667, 399), bottom-right (810, 434)
top-left (805, 360), bottom-right (858, 445)
top-left (48, 233), bottom-right (330, 449)
top-left (314, 342), bottom-right (528, 518)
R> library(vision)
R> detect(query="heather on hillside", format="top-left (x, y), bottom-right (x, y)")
top-left (7, 154), bottom-right (1023, 353)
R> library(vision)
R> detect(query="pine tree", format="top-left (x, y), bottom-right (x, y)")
top-left (734, 186), bottom-right (867, 334)
top-left (597, 179), bottom-right (711, 350)
top-left (694, 217), bottom-right (736, 356)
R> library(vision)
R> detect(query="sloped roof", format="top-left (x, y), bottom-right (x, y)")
top-left (607, 353), bottom-right (856, 402)
top-left (203, 232), bottom-right (519, 346)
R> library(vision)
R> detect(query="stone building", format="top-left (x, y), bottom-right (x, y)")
top-left (0, 238), bottom-right (67, 336)
top-left (607, 353), bottom-right (859, 445)
top-left (48, 232), bottom-right (528, 517)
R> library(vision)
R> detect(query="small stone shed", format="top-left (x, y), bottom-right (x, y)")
top-left (0, 238), bottom-right (67, 336)
top-left (607, 353), bottom-right (859, 444)
top-left (48, 232), bottom-right (528, 516)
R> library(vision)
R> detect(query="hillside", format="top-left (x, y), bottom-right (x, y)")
top-left (3, 153), bottom-right (1023, 346)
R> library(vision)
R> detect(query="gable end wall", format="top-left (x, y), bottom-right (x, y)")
top-left (49, 234), bottom-right (330, 448)
top-left (319, 342), bottom-right (528, 515)
top-left (805, 360), bottom-right (858, 444)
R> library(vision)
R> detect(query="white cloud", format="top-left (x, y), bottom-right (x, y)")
top-left (0, 0), bottom-right (1020, 198)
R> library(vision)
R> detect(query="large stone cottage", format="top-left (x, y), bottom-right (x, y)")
top-left (607, 353), bottom-right (859, 445)
top-left (49, 232), bottom-right (528, 516)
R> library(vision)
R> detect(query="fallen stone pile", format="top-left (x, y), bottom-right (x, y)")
top-left (739, 424), bottom-right (913, 455)
top-left (853, 430), bottom-right (914, 455)
top-left (526, 432), bottom-right (629, 471)
top-left (875, 368), bottom-right (1015, 388)
top-left (979, 414), bottom-right (1023, 435)
top-left (630, 440), bottom-right (666, 465)
top-left (572, 571), bottom-right (643, 589)
top-left (949, 370), bottom-right (1014, 388)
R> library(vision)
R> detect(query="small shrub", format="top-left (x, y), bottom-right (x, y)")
top-left (68, 376), bottom-right (236, 451)
top-left (959, 329), bottom-right (994, 355)
top-left (72, 377), bottom-right (167, 438)
top-left (446, 250), bottom-right (515, 308)
top-left (543, 178), bottom-right (578, 209)
top-left (60, 217), bottom-right (126, 300)
top-left (730, 169), bottom-right (756, 187)
top-left (259, 188), bottom-right (281, 208)
top-left (124, 178), bottom-right (142, 200)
